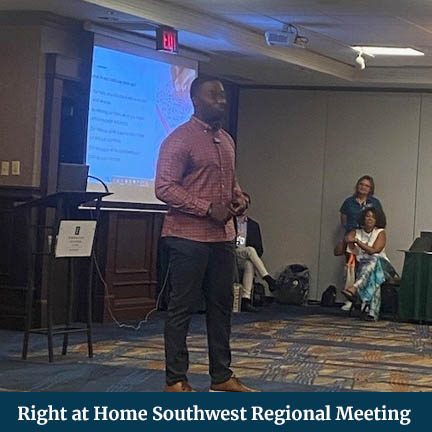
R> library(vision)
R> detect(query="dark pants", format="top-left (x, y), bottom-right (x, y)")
top-left (164, 237), bottom-right (235, 386)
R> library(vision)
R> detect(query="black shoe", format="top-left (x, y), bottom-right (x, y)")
top-left (264, 275), bottom-right (279, 292)
top-left (241, 298), bottom-right (258, 312)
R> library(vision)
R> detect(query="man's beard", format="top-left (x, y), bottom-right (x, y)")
top-left (206, 113), bottom-right (223, 129)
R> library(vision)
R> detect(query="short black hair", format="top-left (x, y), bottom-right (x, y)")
top-left (358, 207), bottom-right (386, 229)
top-left (242, 192), bottom-right (251, 205)
top-left (189, 76), bottom-right (220, 99)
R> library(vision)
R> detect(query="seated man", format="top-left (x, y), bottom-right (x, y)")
top-left (235, 193), bottom-right (277, 312)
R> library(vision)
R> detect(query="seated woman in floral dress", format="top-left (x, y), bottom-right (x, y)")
top-left (341, 207), bottom-right (398, 321)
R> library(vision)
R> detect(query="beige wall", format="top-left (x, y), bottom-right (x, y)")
top-left (237, 90), bottom-right (327, 295)
top-left (0, 26), bottom-right (45, 187)
top-left (415, 95), bottom-right (432, 236)
top-left (0, 19), bottom-right (88, 189)
top-left (237, 89), bottom-right (428, 300)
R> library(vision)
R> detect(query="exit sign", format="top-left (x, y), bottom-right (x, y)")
top-left (156, 26), bottom-right (178, 53)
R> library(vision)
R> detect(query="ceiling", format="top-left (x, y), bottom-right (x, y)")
top-left (2, 0), bottom-right (432, 87)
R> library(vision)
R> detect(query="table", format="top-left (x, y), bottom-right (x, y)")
top-left (398, 251), bottom-right (432, 322)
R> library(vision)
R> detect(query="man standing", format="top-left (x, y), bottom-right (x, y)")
top-left (155, 77), bottom-right (258, 392)
top-left (235, 193), bottom-right (277, 312)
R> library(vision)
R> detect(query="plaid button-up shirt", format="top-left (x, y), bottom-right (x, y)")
top-left (155, 116), bottom-right (238, 242)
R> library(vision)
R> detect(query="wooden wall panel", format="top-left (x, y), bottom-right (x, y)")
top-left (0, 196), bottom-right (32, 329)
top-left (0, 209), bottom-right (13, 284)
top-left (95, 211), bottom-right (164, 322)
top-left (113, 213), bottom-right (152, 275)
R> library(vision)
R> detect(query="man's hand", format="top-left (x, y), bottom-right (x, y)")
top-left (208, 203), bottom-right (233, 224)
top-left (230, 191), bottom-right (248, 216)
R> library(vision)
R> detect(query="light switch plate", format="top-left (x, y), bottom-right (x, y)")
top-left (1, 161), bottom-right (10, 176)
top-left (11, 160), bottom-right (20, 175)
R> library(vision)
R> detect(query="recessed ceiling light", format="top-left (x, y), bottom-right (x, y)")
top-left (352, 46), bottom-right (424, 56)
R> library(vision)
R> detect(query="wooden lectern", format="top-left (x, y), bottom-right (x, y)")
top-left (16, 191), bottom-right (110, 362)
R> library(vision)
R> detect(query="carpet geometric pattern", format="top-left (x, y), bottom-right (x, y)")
top-left (1, 305), bottom-right (431, 392)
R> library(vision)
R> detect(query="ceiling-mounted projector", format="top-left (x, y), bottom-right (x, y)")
top-left (265, 24), bottom-right (309, 48)
top-left (265, 30), bottom-right (297, 46)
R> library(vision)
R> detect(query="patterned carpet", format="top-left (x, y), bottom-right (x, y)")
top-left (1, 305), bottom-right (432, 392)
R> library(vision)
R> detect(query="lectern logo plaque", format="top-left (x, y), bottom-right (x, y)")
top-left (55, 220), bottom-right (97, 258)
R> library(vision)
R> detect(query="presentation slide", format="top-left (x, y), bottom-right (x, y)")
top-left (86, 45), bottom-right (197, 204)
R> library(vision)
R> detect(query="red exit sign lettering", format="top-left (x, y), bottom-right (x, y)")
top-left (156, 26), bottom-right (178, 53)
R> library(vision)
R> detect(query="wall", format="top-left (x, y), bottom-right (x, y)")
top-left (236, 90), bottom-right (327, 296)
top-left (0, 14), bottom-right (90, 189)
top-left (237, 89), bottom-right (429, 300)
top-left (0, 25), bottom-right (45, 187)
top-left (0, 13), bottom-right (94, 329)
top-left (414, 95), bottom-right (432, 235)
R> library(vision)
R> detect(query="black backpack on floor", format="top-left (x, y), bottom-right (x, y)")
top-left (320, 285), bottom-right (337, 307)
top-left (276, 264), bottom-right (310, 305)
